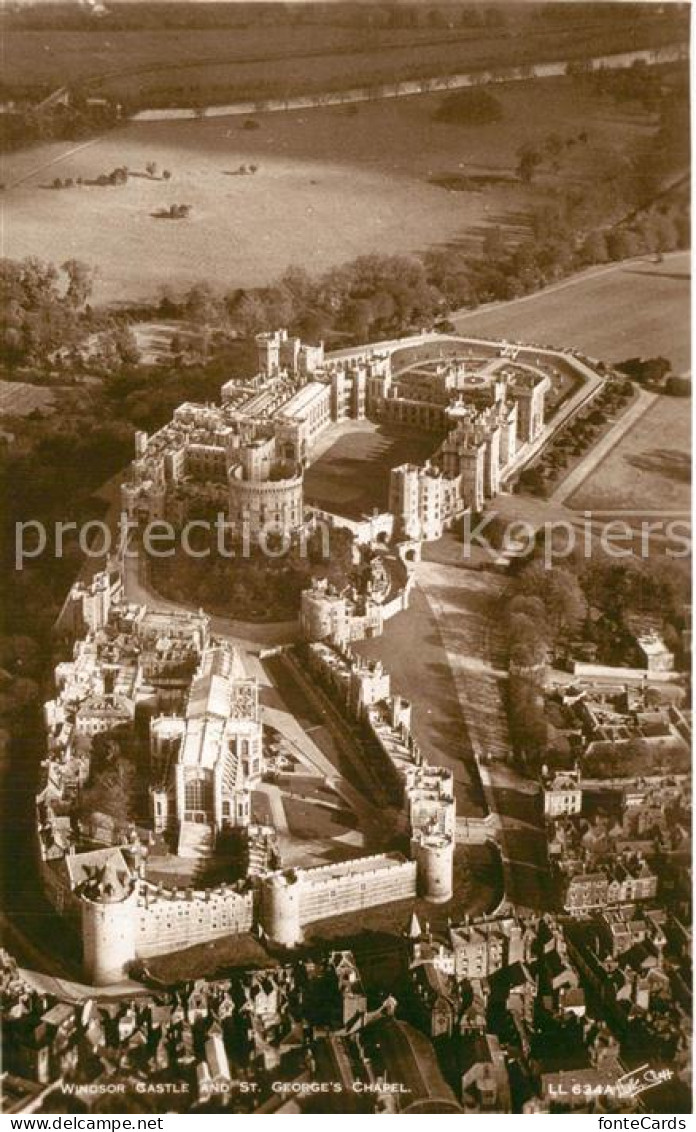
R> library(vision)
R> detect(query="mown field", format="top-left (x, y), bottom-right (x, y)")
top-left (3, 75), bottom-right (660, 305)
top-left (567, 394), bottom-right (691, 514)
top-left (454, 252), bottom-right (691, 371)
top-left (4, 9), bottom-right (685, 105)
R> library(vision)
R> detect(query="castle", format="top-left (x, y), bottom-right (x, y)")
top-left (38, 331), bottom-right (573, 985)
top-left (38, 567), bottom-right (453, 984)
top-left (120, 329), bottom-right (549, 542)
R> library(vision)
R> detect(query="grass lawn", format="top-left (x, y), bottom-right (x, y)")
top-left (582, 738), bottom-right (691, 780)
top-left (6, 12), bottom-right (683, 102)
top-left (141, 932), bottom-right (275, 985)
top-left (3, 75), bottom-right (665, 305)
top-left (567, 394), bottom-right (691, 513)
top-left (304, 421), bottom-right (438, 518)
top-left (282, 796), bottom-right (358, 840)
top-left (454, 254), bottom-right (691, 370)
top-left (0, 382), bottom-right (59, 416)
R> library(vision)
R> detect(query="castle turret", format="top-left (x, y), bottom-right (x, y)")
top-left (259, 870), bottom-right (302, 947)
top-left (80, 874), bottom-right (138, 985)
top-left (411, 831), bottom-right (454, 904)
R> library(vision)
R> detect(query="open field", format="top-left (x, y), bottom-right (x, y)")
top-left (0, 381), bottom-right (58, 416)
top-left (5, 10), bottom-right (684, 105)
top-left (3, 76), bottom-right (661, 305)
top-left (304, 421), bottom-right (437, 518)
top-left (567, 394), bottom-right (691, 514)
top-left (453, 253), bottom-right (691, 370)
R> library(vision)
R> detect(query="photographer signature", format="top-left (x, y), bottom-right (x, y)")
top-left (616, 1064), bottom-right (674, 1099)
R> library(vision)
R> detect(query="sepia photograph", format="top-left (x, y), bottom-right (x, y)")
top-left (0, 0), bottom-right (691, 1122)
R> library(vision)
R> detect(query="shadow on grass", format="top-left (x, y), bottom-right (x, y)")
top-left (626, 448), bottom-right (691, 483)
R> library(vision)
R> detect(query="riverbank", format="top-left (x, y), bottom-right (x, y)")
top-left (130, 43), bottom-right (686, 121)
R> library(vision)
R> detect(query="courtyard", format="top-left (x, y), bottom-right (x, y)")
top-left (304, 420), bottom-right (438, 519)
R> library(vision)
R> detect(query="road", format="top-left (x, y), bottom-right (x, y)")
top-left (121, 539), bottom-right (299, 651)
top-left (5, 136), bottom-right (105, 191)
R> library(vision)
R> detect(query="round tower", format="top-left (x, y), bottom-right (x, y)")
top-left (411, 832), bottom-right (454, 904)
top-left (81, 886), bottom-right (138, 985)
top-left (259, 870), bottom-right (302, 948)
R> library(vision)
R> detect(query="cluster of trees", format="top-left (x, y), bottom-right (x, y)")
top-left (50, 164), bottom-right (173, 191)
top-left (1, 95), bottom-right (122, 155)
top-left (520, 378), bottom-right (635, 496)
top-left (77, 736), bottom-right (139, 829)
top-left (96, 165), bottom-right (129, 187)
top-left (150, 527), bottom-right (355, 623)
top-left (516, 129), bottom-right (589, 182)
top-left (144, 162), bottom-right (171, 180)
top-left (1, 257), bottom-right (97, 368)
top-left (586, 358), bottom-right (689, 400)
top-left (434, 89), bottom-right (503, 126)
top-left (508, 675), bottom-right (548, 764)
top-left (582, 557), bottom-right (688, 639)
top-left (0, 256), bottom-right (144, 374)
top-left (155, 203), bottom-right (192, 220)
top-left (506, 541), bottom-right (688, 671)
top-left (583, 58), bottom-right (677, 114)
top-left (503, 550), bottom-right (688, 764)
top-left (6, 2), bottom-right (681, 34)
top-left (156, 256), bottom-right (442, 345)
top-left (503, 564), bottom-right (586, 763)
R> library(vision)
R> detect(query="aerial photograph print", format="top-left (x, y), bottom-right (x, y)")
top-left (0, 0), bottom-right (692, 1120)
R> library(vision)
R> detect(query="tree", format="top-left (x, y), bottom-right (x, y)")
top-left (162, 169), bottom-right (172, 180)
top-left (184, 281), bottom-right (221, 327)
top-left (508, 676), bottom-right (548, 758)
top-left (278, 265), bottom-right (316, 311)
top-left (235, 292), bottom-right (272, 335)
top-left (517, 143), bottom-right (543, 183)
top-left (111, 324), bottom-right (141, 366)
top-left (482, 226), bottom-right (505, 260)
top-left (434, 89), bottom-right (503, 126)
top-left (146, 161), bottom-right (158, 178)
top-left (515, 562), bottom-right (585, 638)
top-left (581, 230), bottom-right (609, 265)
top-left (78, 757), bottom-right (137, 827)
top-left (606, 227), bottom-right (641, 261)
top-left (665, 375), bottom-right (691, 397)
top-left (508, 612), bottom-right (548, 667)
top-left (508, 594), bottom-right (547, 623)
top-left (61, 258), bottom-right (94, 308)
